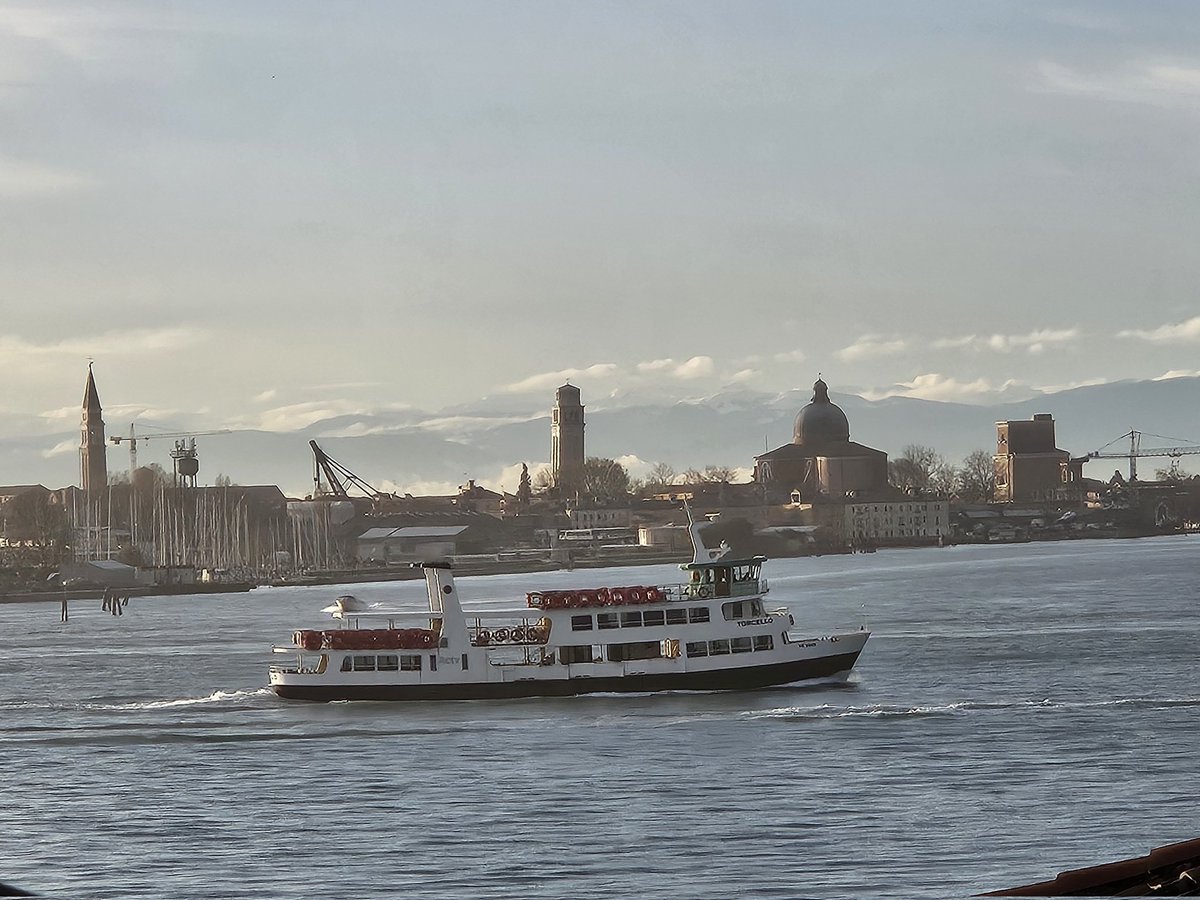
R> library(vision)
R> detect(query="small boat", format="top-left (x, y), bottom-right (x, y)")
top-left (269, 511), bottom-right (869, 702)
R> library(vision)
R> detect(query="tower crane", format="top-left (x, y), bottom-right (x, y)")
top-left (110, 424), bottom-right (232, 482)
top-left (1086, 430), bottom-right (1200, 481)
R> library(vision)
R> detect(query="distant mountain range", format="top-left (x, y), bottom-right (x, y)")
top-left (3, 377), bottom-right (1199, 496)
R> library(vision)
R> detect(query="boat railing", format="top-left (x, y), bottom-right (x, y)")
top-left (667, 579), bottom-right (769, 601)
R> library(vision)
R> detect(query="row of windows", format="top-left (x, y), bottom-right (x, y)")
top-left (686, 635), bottom-right (774, 657)
top-left (341, 654), bottom-right (423, 672)
top-left (572, 607), bottom-right (709, 631)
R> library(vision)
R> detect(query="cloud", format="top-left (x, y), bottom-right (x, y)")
top-left (672, 356), bottom-right (714, 379)
top-left (836, 335), bottom-right (908, 362)
top-left (0, 327), bottom-right (209, 362)
top-left (1155, 369), bottom-right (1200, 380)
top-left (1033, 60), bottom-right (1200, 110)
top-left (500, 364), bottom-right (619, 394)
top-left (381, 460), bottom-right (549, 498)
top-left (253, 389), bottom-right (278, 403)
top-left (1118, 316), bottom-right (1200, 344)
top-left (861, 373), bottom-right (1026, 403)
top-left (636, 358), bottom-right (675, 373)
top-left (0, 156), bottom-right (96, 197)
top-left (772, 349), bottom-right (806, 363)
top-left (41, 438), bottom-right (77, 458)
top-left (933, 328), bottom-right (1080, 354)
top-left (727, 368), bottom-right (759, 383)
top-left (229, 400), bottom-right (368, 432)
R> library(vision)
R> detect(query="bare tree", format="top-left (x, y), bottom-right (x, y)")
top-left (957, 449), bottom-right (996, 502)
top-left (889, 444), bottom-right (952, 494)
top-left (681, 465), bottom-right (739, 484)
top-left (581, 457), bottom-right (631, 501)
top-left (644, 462), bottom-right (677, 488)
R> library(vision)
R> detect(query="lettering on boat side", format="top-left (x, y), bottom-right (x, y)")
top-left (737, 617), bottom-right (775, 627)
top-left (438, 656), bottom-right (460, 665)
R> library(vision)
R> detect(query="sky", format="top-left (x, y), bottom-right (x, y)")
top-left (3, 0), bottom-right (1200, 443)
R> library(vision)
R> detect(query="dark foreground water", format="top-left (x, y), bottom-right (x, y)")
top-left (2, 537), bottom-right (1197, 899)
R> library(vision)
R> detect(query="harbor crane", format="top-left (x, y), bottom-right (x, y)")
top-left (1086, 429), bottom-right (1200, 481)
top-left (309, 440), bottom-right (389, 499)
top-left (111, 424), bottom-right (232, 482)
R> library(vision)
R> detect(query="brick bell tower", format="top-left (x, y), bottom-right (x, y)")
top-left (551, 382), bottom-right (585, 492)
top-left (80, 364), bottom-right (108, 494)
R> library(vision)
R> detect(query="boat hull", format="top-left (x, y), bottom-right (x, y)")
top-left (271, 647), bottom-right (864, 702)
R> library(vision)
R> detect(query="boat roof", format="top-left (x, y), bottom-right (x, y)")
top-left (679, 556), bottom-right (766, 571)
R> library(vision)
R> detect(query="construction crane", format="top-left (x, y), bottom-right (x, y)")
top-left (111, 424), bottom-right (232, 482)
top-left (1086, 430), bottom-right (1200, 481)
top-left (310, 440), bottom-right (388, 499)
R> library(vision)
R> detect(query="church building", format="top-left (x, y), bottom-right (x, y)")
top-left (753, 378), bottom-right (889, 501)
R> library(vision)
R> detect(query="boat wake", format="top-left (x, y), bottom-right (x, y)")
top-left (746, 694), bottom-right (1200, 721)
top-left (86, 687), bottom-right (273, 711)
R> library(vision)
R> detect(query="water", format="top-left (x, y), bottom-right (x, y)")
top-left (2, 537), bottom-right (1197, 899)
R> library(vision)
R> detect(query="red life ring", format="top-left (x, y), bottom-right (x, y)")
top-left (579, 591), bottom-right (594, 606)
top-left (596, 588), bottom-right (611, 605)
top-left (610, 588), bottom-right (627, 605)
top-left (420, 631), bottom-right (435, 648)
top-left (646, 587), bottom-right (663, 603)
top-left (629, 588), bottom-right (645, 604)
top-left (562, 592), bottom-right (578, 609)
top-left (527, 592), bottom-right (544, 608)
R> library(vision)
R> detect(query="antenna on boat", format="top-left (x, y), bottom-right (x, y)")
top-left (683, 499), bottom-right (731, 566)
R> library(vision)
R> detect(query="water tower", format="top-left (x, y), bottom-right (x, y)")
top-left (170, 438), bottom-right (200, 488)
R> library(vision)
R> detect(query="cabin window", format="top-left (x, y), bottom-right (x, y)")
top-left (597, 613), bottom-right (619, 630)
top-left (340, 656), bottom-right (352, 672)
top-left (688, 607), bottom-right (710, 624)
top-left (722, 601), bottom-right (747, 621)
top-left (753, 635), bottom-right (774, 651)
top-left (665, 608), bottom-right (688, 625)
top-left (709, 639), bottom-right (730, 656)
top-left (607, 641), bottom-right (661, 662)
top-left (642, 610), bottom-right (665, 627)
top-left (686, 641), bottom-right (708, 658)
top-left (399, 655), bottom-right (422, 671)
top-left (377, 655), bottom-right (399, 671)
top-left (461, 654), bottom-right (469, 671)
top-left (571, 615), bottom-right (593, 631)
top-left (620, 611), bottom-right (642, 628)
top-left (750, 599), bottom-right (764, 616)
top-left (352, 655), bottom-right (376, 671)
top-left (730, 637), bottom-right (753, 654)
top-left (429, 654), bottom-right (437, 672)
top-left (562, 645), bottom-right (593, 664)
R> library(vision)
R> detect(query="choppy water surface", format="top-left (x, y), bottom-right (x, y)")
top-left (3, 537), bottom-right (1197, 899)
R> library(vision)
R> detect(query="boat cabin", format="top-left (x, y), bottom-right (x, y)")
top-left (681, 556), bottom-right (766, 600)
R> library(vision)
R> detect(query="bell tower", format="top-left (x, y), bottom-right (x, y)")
top-left (80, 364), bottom-right (108, 494)
top-left (551, 383), bottom-right (585, 492)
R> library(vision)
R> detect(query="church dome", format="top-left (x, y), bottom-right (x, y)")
top-left (793, 378), bottom-right (850, 446)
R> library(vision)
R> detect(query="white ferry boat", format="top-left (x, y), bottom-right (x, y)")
top-left (269, 519), bottom-right (869, 702)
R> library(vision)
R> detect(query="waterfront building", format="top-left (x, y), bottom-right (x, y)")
top-left (994, 414), bottom-right (1084, 502)
top-left (753, 378), bottom-right (889, 501)
top-left (80, 365), bottom-right (108, 495)
top-left (551, 382), bottom-right (585, 493)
